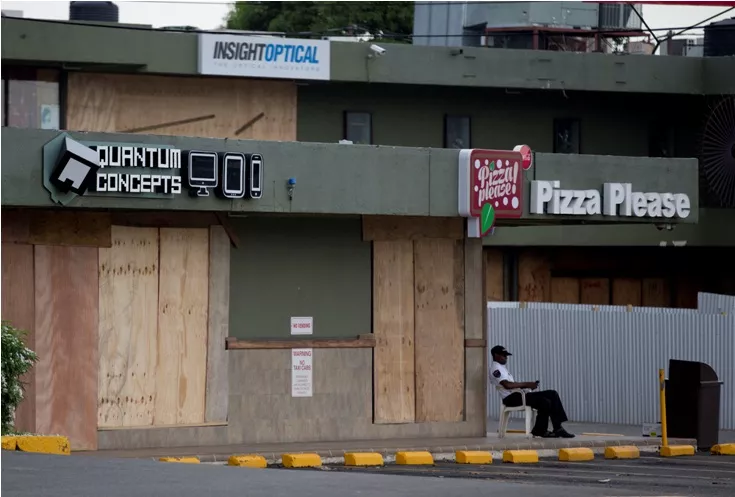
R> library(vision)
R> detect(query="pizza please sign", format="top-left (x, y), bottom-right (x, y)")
top-left (458, 146), bottom-right (532, 238)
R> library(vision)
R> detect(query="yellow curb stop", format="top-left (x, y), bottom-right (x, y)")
top-left (558, 448), bottom-right (594, 462)
top-left (456, 450), bottom-right (492, 464)
top-left (660, 445), bottom-right (695, 457)
top-left (282, 453), bottom-right (322, 468)
top-left (395, 451), bottom-right (434, 465)
top-left (2, 436), bottom-right (18, 451)
top-left (15, 436), bottom-right (70, 456)
top-left (344, 452), bottom-right (384, 467)
top-left (159, 457), bottom-right (200, 464)
top-left (711, 444), bottom-right (735, 456)
top-left (502, 450), bottom-right (538, 464)
top-left (228, 455), bottom-right (267, 468)
top-left (604, 446), bottom-right (640, 460)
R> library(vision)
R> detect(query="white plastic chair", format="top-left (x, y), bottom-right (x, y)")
top-left (497, 387), bottom-right (536, 439)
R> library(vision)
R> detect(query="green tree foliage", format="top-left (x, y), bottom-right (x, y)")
top-left (1, 321), bottom-right (37, 434)
top-left (225, 2), bottom-right (414, 42)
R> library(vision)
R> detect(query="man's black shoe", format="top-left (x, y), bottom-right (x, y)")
top-left (554, 428), bottom-right (575, 438)
top-left (532, 431), bottom-right (557, 438)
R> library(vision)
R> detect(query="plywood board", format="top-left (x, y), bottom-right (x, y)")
top-left (580, 278), bottom-right (610, 306)
top-left (155, 228), bottom-right (209, 426)
top-left (518, 251), bottom-right (550, 302)
top-left (612, 278), bottom-right (642, 306)
top-left (372, 240), bottom-right (415, 424)
top-left (67, 73), bottom-right (297, 141)
top-left (111, 211), bottom-right (218, 228)
top-left (484, 249), bottom-right (504, 302)
top-left (464, 238), bottom-right (483, 340)
top-left (98, 226), bottom-right (159, 428)
top-left (34, 245), bottom-right (98, 450)
top-left (551, 277), bottom-right (580, 304)
top-left (1, 209), bottom-right (30, 243)
top-left (642, 278), bottom-right (670, 308)
top-left (414, 239), bottom-right (464, 422)
top-left (205, 226), bottom-right (230, 423)
top-left (675, 279), bottom-right (698, 309)
top-left (362, 216), bottom-right (464, 241)
top-left (1, 243), bottom-right (35, 433)
top-left (29, 211), bottom-right (111, 247)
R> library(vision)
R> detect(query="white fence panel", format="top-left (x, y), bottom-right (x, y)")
top-left (486, 306), bottom-right (735, 429)
top-left (698, 292), bottom-right (735, 314)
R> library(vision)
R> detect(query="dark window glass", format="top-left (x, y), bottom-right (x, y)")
top-left (344, 112), bottom-right (372, 144)
top-left (553, 118), bottom-right (581, 154)
top-left (2, 67), bottom-right (60, 130)
top-left (444, 115), bottom-right (471, 149)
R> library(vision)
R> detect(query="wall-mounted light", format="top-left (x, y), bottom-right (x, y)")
top-left (287, 177), bottom-right (296, 200)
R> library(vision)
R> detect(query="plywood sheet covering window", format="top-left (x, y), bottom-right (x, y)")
top-left (29, 211), bottom-right (111, 248)
top-left (155, 228), bottom-right (209, 426)
top-left (484, 249), bottom-right (504, 302)
top-left (1, 243), bottom-right (36, 433)
top-left (98, 226), bottom-right (159, 428)
top-left (580, 278), bottom-right (610, 305)
top-left (518, 251), bottom-right (550, 302)
top-left (413, 239), bottom-right (465, 422)
top-left (34, 245), bottom-right (99, 450)
top-left (642, 278), bottom-right (670, 308)
top-left (66, 73), bottom-right (297, 141)
top-left (612, 278), bottom-right (642, 306)
top-left (551, 277), bottom-right (580, 304)
top-left (373, 240), bottom-right (415, 424)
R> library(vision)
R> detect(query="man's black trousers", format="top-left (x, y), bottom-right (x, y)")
top-left (502, 390), bottom-right (568, 435)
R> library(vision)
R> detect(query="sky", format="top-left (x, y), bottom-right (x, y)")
top-left (0, 0), bottom-right (733, 36)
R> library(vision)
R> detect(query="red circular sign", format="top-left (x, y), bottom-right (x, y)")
top-left (513, 144), bottom-right (533, 171)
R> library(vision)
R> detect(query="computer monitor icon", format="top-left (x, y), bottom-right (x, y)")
top-left (187, 151), bottom-right (218, 196)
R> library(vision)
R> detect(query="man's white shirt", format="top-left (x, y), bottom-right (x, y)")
top-left (489, 361), bottom-right (522, 399)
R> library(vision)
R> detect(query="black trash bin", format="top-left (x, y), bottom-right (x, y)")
top-left (665, 359), bottom-right (723, 451)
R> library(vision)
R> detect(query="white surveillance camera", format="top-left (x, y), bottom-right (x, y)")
top-left (369, 44), bottom-right (386, 56)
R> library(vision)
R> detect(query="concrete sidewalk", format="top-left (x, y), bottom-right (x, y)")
top-left (72, 421), bottom-right (700, 463)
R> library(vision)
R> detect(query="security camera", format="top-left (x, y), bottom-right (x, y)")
top-left (369, 44), bottom-right (386, 56)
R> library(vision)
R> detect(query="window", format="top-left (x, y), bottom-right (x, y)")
top-left (2, 67), bottom-right (61, 129)
top-left (553, 118), bottom-right (580, 154)
top-left (344, 112), bottom-right (371, 144)
top-left (444, 115), bottom-right (471, 149)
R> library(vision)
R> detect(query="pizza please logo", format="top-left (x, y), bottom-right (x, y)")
top-left (459, 146), bottom-right (531, 238)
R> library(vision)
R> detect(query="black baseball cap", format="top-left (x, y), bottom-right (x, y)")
top-left (491, 345), bottom-right (512, 357)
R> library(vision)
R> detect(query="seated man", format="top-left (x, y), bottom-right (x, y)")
top-left (489, 345), bottom-right (574, 438)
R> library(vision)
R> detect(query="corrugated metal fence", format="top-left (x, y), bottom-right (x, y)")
top-left (698, 292), bottom-right (735, 314)
top-left (486, 302), bottom-right (735, 430)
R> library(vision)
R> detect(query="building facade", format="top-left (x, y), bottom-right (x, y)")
top-left (1, 16), bottom-right (731, 451)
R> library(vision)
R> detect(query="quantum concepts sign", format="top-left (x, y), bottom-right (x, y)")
top-left (530, 181), bottom-right (691, 219)
top-left (198, 34), bottom-right (330, 81)
top-left (47, 136), bottom-right (263, 203)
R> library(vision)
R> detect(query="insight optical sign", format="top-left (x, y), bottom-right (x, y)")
top-left (198, 34), bottom-right (330, 81)
top-left (530, 181), bottom-right (691, 219)
top-left (47, 136), bottom-right (263, 203)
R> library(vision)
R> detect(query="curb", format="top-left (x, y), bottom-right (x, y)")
top-left (3, 435), bottom-right (71, 456)
top-left (154, 437), bottom-right (695, 465)
top-left (193, 444), bottom-right (682, 467)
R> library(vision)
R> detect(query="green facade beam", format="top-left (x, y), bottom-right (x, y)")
top-left (2, 128), bottom-right (699, 225)
top-left (4, 17), bottom-right (733, 95)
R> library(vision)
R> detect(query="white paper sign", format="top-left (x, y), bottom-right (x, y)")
top-left (291, 348), bottom-right (313, 397)
top-left (290, 316), bottom-right (313, 335)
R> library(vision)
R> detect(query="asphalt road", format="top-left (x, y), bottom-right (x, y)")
top-left (0, 451), bottom-right (697, 497)
top-left (322, 453), bottom-right (735, 496)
